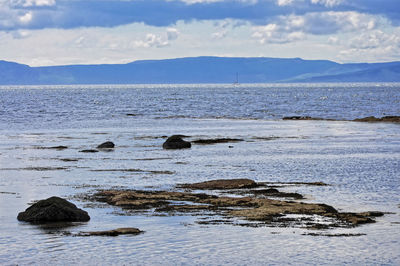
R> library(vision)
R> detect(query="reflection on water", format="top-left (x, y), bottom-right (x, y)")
top-left (0, 84), bottom-right (399, 265)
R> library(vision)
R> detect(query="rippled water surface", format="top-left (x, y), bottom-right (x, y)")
top-left (0, 83), bottom-right (399, 265)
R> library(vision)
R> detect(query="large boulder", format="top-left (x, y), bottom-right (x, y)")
top-left (162, 135), bottom-right (191, 149)
top-left (17, 196), bottom-right (90, 223)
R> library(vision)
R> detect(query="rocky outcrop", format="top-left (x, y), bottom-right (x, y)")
top-left (88, 179), bottom-right (382, 229)
top-left (179, 178), bottom-right (258, 190)
top-left (353, 116), bottom-right (400, 123)
top-left (162, 135), bottom-right (191, 149)
top-left (282, 115), bottom-right (400, 123)
top-left (17, 196), bottom-right (90, 223)
top-left (97, 141), bottom-right (115, 149)
top-left (79, 227), bottom-right (142, 236)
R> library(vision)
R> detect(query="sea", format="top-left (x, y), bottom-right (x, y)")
top-left (0, 83), bottom-right (399, 265)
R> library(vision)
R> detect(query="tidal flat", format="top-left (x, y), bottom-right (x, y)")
top-left (0, 84), bottom-right (399, 265)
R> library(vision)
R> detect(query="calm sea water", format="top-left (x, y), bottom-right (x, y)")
top-left (0, 83), bottom-right (399, 265)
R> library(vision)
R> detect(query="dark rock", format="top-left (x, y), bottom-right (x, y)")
top-left (162, 135), bottom-right (191, 149)
top-left (283, 116), bottom-right (313, 120)
top-left (359, 211), bottom-right (385, 217)
top-left (97, 141), bottom-right (115, 149)
top-left (282, 116), bottom-right (333, 121)
top-left (303, 233), bottom-right (366, 237)
top-left (59, 158), bottom-right (79, 162)
top-left (79, 227), bottom-right (142, 236)
top-left (180, 178), bottom-right (258, 190)
top-left (192, 138), bottom-right (244, 145)
top-left (48, 146), bottom-right (68, 150)
top-left (252, 188), bottom-right (304, 199)
top-left (80, 149), bottom-right (99, 153)
top-left (17, 196), bottom-right (90, 223)
top-left (255, 188), bottom-right (279, 194)
top-left (336, 213), bottom-right (374, 225)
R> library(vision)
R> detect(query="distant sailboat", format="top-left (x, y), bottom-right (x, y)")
top-left (233, 72), bottom-right (239, 85)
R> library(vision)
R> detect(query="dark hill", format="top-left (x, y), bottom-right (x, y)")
top-left (1, 57), bottom-right (399, 84)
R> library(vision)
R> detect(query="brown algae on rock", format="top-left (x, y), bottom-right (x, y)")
top-left (87, 179), bottom-right (383, 230)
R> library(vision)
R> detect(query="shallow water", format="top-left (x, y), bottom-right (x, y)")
top-left (0, 83), bottom-right (399, 265)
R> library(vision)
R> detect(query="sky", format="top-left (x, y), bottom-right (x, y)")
top-left (1, 0), bottom-right (400, 66)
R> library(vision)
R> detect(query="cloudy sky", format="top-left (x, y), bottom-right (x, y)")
top-left (1, 0), bottom-right (399, 66)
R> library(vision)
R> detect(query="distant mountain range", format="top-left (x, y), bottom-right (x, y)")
top-left (1, 57), bottom-right (400, 85)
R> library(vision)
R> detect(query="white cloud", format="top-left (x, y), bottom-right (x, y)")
top-left (252, 23), bottom-right (306, 44)
top-left (22, 0), bottom-right (56, 7)
top-left (11, 29), bottom-right (30, 38)
top-left (349, 30), bottom-right (400, 50)
top-left (276, 0), bottom-right (345, 7)
top-left (303, 11), bottom-right (378, 34)
top-left (174, 0), bottom-right (258, 3)
top-left (166, 28), bottom-right (179, 40)
top-left (327, 36), bottom-right (339, 44)
top-left (18, 11), bottom-right (32, 24)
top-left (310, 0), bottom-right (344, 7)
top-left (253, 11), bottom-right (380, 44)
top-left (277, 0), bottom-right (294, 6)
top-left (133, 28), bottom-right (180, 48)
top-left (212, 30), bottom-right (227, 39)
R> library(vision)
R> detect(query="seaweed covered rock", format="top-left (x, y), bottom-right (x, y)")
top-left (162, 135), bottom-right (191, 149)
top-left (353, 116), bottom-right (400, 123)
top-left (90, 185), bottom-right (382, 229)
top-left (17, 196), bottom-right (90, 223)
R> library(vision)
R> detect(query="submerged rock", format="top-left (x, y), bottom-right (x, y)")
top-left (283, 116), bottom-right (321, 120)
top-left (179, 178), bottom-right (258, 190)
top-left (48, 146), bottom-right (68, 150)
top-left (261, 181), bottom-right (329, 186)
top-left (192, 138), bottom-right (244, 145)
top-left (17, 196), bottom-right (90, 223)
top-left (97, 141), bottom-right (115, 149)
top-left (282, 116), bottom-right (336, 121)
top-left (162, 135), bottom-right (191, 149)
top-left (79, 227), bottom-right (142, 236)
top-left (80, 149), bottom-right (99, 153)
